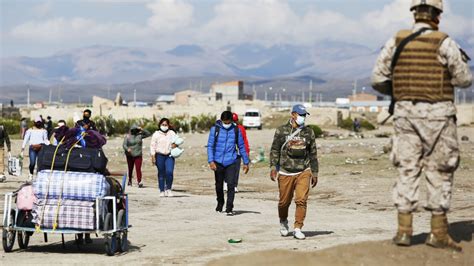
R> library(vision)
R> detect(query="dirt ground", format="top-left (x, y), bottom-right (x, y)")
top-left (1, 125), bottom-right (473, 265)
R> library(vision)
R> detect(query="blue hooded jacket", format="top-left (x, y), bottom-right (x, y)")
top-left (207, 120), bottom-right (250, 167)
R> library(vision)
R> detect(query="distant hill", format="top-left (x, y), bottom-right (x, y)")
top-left (1, 39), bottom-right (472, 104)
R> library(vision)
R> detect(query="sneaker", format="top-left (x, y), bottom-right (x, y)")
top-left (215, 204), bottom-right (223, 213)
top-left (128, 181), bottom-right (132, 186)
top-left (226, 211), bottom-right (234, 216)
top-left (138, 182), bottom-right (143, 188)
top-left (224, 182), bottom-right (228, 192)
top-left (159, 192), bottom-right (165, 197)
top-left (293, 228), bottom-right (306, 240)
top-left (27, 173), bottom-right (33, 182)
top-left (280, 220), bottom-right (289, 237)
top-left (167, 190), bottom-right (173, 197)
top-left (234, 187), bottom-right (239, 193)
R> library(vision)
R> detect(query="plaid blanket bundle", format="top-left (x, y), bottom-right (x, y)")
top-left (34, 170), bottom-right (110, 201)
top-left (32, 199), bottom-right (95, 230)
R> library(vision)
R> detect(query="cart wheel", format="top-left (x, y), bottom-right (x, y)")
top-left (104, 234), bottom-right (117, 256)
top-left (18, 231), bottom-right (30, 249)
top-left (104, 213), bottom-right (117, 256)
top-left (2, 210), bottom-right (16, 252)
top-left (116, 210), bottom-right (128, 252)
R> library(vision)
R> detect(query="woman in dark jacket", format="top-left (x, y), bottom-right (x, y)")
top-left (123, 125), bottom-right (151, 187)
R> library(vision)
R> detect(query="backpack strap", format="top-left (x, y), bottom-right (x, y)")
top-left (213, 126), bottom-right (220, 151)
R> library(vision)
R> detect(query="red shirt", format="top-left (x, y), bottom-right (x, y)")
top-left (237, 124), bottom-right (250, 156)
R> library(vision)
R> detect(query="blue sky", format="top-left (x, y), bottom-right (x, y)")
top-left (1, 0), bottom-right (473, 57)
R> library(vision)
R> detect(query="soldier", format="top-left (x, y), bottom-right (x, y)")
top-left (270, 104), bottom-right (319, 240)
top-left (372, 0), bottom-right (472, 251)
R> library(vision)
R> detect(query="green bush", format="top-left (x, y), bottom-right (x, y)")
top-left (339, 117), bottom-right (375, 131)
top-left (307, 124), bottom-right (324, 138)
top-left (0, 118), bottom-right (21, 135)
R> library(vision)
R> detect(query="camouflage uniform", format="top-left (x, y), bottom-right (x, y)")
top-left (270, 121), bottom-right (318, 228)
top-left (372, 22), bottom-right (472, 214)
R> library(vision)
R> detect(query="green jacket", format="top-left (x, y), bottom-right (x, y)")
top-left (123, 128), bottom-right (151, 157)
top-left (270, 121), bottom-right (318, 176)
top-left (0, 125), bottom-right (11, 151)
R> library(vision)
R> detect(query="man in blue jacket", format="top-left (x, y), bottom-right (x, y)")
top-left (208, 111), bottom-right (250, 215)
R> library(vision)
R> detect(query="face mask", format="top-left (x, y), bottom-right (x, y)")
top-left (222, 123), bottom-right (232, 129)
top-left (160, 126), bottom-right (169, 132)
top-left (295, 115), bottom-right (305, 126)
top-left (83, 115), bottom-right (90, 121)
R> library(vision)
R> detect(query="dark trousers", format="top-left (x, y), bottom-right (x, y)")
top-left (234, 156), bottom-right (242, 187)
top-left (126, 155), bottom-right (143, 183)
top-left (215, 162), bottom-right (237, 212)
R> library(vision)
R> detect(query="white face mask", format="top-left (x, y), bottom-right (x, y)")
top-left (295, 115), bottom-right (305, 126)
top-left (222, 123), bottom-right (232, 129)
top-left (160, 125), bottom-right (169, 132)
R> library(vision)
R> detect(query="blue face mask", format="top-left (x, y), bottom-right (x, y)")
top-left (222, 123), bottom-right (232, 129)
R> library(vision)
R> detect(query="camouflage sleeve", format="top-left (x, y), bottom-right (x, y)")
top-left (371, 37), bottom-right (396, 95)
top-left (308, 129), bottom-right (319, 176)
top-left (439, 37), bottom-right (473, 88)
top-left (269, 127), bottom-right (283, 170)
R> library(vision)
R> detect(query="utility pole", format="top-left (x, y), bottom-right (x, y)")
top-left (49, 88), bottom-right (52, 104)
top-left (302, 90), bottom-right (305, 103)
top-left (133, 88), bottom-right (137, 106)
top-left (309, 80), bottom-right (313, 104)
top-left (353, 79), bottom-right (358, 96)
top-left (27, 83), bottom-right (30, 108)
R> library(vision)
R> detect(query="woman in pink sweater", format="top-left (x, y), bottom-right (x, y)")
top-left (150, 118), bottom-right (177, 197)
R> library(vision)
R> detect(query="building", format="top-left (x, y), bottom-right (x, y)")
top-left (174, 90), bottom-right (202, 105)
top-left (155, 95), bottom-right (175, 105)
top-left (210, 81), bottom-right (244, 102)
top-left (350, 101), bottom-right (390, 113)
top-left (349, 93), bottom-right (377, 102)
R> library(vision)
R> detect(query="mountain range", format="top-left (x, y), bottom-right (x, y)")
top-left (1, 40), bottom-right (472, 103)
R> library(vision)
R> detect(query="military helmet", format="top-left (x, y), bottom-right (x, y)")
top-left (410, 0), bottom-right (443, 12)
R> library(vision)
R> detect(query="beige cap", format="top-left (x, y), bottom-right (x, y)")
top-left (411, 0), bottom-right (443, 12)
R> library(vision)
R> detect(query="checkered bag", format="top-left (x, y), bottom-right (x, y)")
top-left (34, 170), bottom-right (110, 201)
top-left (32, 199), bottom-right (95, 230)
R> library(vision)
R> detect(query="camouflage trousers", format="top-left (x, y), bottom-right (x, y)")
top-left (391, 116), bottom-right (460, 214)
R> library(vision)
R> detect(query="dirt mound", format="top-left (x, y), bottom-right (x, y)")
top-left (209, 221), bottom-right (473, 266)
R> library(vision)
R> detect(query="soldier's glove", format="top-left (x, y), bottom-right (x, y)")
top-left (311, 175), bottom-right (318, 188)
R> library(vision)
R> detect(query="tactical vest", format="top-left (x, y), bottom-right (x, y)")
top-left (393, 30), bottom-right (453, 102)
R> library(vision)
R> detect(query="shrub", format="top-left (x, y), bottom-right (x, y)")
top-left (339, 117), bottom-right (375, 131)
top-left (307, 124), bottom-right (324, 138)
top-left (0, 118), bottom-right (20, 135)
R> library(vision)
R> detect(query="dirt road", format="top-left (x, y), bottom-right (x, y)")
top-left (1, 127), bottom-right (473, 265)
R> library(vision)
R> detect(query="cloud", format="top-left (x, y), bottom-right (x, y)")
top-left (33, 0), bottom-right (53, 18)
top-left (6, 0), bottom-right (474, 51)
top-left (147, 0), bottom-right (194, 33)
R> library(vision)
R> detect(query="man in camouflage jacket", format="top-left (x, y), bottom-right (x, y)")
top-left (371, 0), bottom-right (472, 252)
top-left (270, 104), bottom-right (318, 240)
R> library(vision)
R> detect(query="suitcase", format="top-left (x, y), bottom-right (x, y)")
top-left (8, 156), bottom-right (22, 176)
top-left (37, 145), bottom-right (108, 174)
top-left (34, 170), bottom-right (110, 201)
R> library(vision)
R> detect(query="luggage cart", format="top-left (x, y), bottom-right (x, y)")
top-left (2, 175), bottom-right (129, 256)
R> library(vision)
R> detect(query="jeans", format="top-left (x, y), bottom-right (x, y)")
top-left (29, 146), bottom-right (39, 175)
top-left (215, 162), bottom-right (237, 212)
top-left (126, 155), bottom-right (143, 183)
top-left (156, 154), bottom-right (175, 192)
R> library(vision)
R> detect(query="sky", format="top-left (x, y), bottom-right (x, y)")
top-left (1, 0), bottom-right (473, 57)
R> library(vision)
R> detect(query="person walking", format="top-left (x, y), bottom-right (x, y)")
top-left (45, 116), bottom-right (53, 138)
top-left (207, 111), bottom-right (250, 216)
top-left (371, 0), bottom-right (472, 251)
top-left (150, 118), bottom-right (177, 197)
top-left (224, 112), bottom-right (250, 193)
top-left (0, 124), bottom-right (11, 182)
top-left (21, 117), bottom-right (50, 181)
top-left (123, 125), bottom-right (151, 188)
top-left (269, 104), bottom-right (319, 240)
top-left (20, 118), bottom-right (28, 139)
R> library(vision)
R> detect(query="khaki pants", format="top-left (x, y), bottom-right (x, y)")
top-left (0, 148), bottom-right (4, 174)
top-left (391, 117), bottom-right (459, 214)
top-left (278, 170), bottom-right (311, 229)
